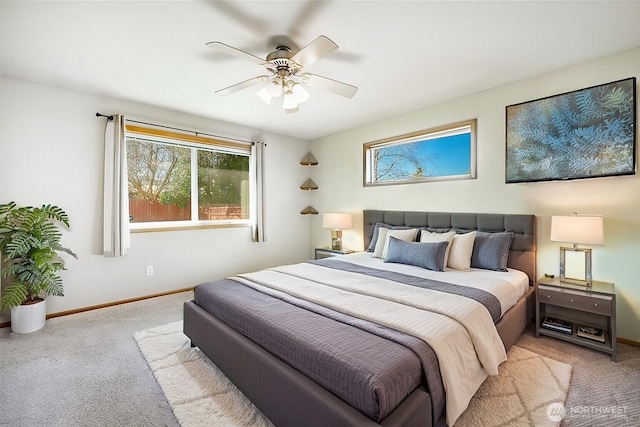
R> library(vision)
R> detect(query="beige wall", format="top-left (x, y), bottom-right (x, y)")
top-left (309, 47), bottom-right (640, 342)
top-left (0, 74), bottom-right (312, 324)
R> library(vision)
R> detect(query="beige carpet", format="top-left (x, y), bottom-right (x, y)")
top-left (134, 321), bottom-right (572, 427)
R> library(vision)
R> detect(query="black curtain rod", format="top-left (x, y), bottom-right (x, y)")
top-left (96, 112), bottom-right (114, 121)
top-left (95, 114), bottom-right (261, 145)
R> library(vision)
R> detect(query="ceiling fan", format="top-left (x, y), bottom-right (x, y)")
top-left (206, 35), bottom-right (358, 113)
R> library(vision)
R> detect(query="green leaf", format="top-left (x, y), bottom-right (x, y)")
top-left (0, 283), bottom-right (28, 310)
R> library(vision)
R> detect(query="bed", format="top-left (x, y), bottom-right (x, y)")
top-left (183, 210), bottom-right (536, 427)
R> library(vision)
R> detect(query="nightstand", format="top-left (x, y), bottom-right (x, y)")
top-left (536, 277), bottom-right (616, 361)
top-left (314, 247), bottom-right (355, 260)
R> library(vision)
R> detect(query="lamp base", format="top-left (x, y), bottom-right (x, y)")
top-left (330, 230), bottom-right (343, 251)
top-left (559, 246), bottom-right (593, 287)
top-left (559, 277), bottom-right (592, 288)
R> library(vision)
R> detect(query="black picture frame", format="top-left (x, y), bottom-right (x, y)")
top-left (505, 77), bottom-right (636, 183)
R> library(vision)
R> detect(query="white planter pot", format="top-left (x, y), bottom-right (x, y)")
top-left (11, 299), bottom-right (47, 334)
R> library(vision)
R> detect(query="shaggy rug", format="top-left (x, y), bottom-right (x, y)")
top-left (134, 321), bottom-right (572, 427)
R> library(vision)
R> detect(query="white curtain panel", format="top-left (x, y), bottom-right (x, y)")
top-left (252, 141), bottom-right (267, 243)
top-left (103, 114), bottom-right (130, 257)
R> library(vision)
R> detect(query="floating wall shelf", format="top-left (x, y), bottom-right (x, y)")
top-left (300, 152), bottom-right (319, 166)
top-left (300, 206), bottom-right (319, 215)
top-left (300, 178), bottom-right (319, 190)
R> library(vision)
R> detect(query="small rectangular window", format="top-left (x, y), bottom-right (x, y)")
top-left (363, 119), bottom-right (477, 186)
top-left (125, 124), bottom-right (252, 230)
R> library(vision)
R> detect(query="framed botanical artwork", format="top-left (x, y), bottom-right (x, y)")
top-left (505, 77), bottom-right (636, 183)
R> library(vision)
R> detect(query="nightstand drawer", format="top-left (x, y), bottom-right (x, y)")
top-left (539, 287), bottom-right (612, 316)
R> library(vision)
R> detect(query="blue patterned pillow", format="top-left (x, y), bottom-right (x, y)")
top-left (384, 237), bottom-right (449, 271)
top-left (471, 231), bottom-right (514, 272)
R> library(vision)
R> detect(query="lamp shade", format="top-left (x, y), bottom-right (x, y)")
top-left (550, 214), bottom-right (604, 245)
top-left (282, 91), bottom-right (298, 110)
top-left (292, 83), bottom-right (310, 104)
top-left (256, 87), bottom-right (272, 104)
top-left (322, 213), bottom-right (352, 230)
top-left (266, 78), bottom-right (282, 97)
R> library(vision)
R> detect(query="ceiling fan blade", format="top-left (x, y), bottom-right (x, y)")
top-left (206, 41), bottom-right (265, 65)
top-left (205, 1), bottom-right (269, 36)
top-left (291, 36), bottom-right (338, 68)
top-left (287, 1), bottom-right (329, 37)
top-left (216, 76), bottom-right (269, 95)
top-left (301, 73), bottom-right (358, 99)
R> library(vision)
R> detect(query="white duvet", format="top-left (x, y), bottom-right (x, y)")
top-left (342, 252), bottom-right (529, 317)
top-left (234, 252), bottom-right (529, 426)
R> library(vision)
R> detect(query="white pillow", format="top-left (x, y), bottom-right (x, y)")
top-left (420, 230), bottom-right (455, 267)
top-left (379, 228), bottom-right (418, 259)
top-left (372, 227), bottom-right (391, 258)
top-left (447, 231), bottom-right (477, 271)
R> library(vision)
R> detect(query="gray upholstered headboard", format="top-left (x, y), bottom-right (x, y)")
top-left (363, 210), bottom-right (537, 285)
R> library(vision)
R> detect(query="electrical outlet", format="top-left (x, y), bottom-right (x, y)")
top-left (146, 265), bottom-right (154, 276)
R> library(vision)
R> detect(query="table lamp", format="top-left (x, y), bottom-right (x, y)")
top-left (322, 213), bottom-right (352, 251)
top-left (550, 213), bottom-right (604, 287)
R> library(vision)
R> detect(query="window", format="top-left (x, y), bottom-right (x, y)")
top-left (363, 120), bottom-right (476, 186)
top-left (125, 123), bottom-right (252, 230)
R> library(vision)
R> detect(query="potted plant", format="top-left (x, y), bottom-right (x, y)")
top-left (0, 202), bottom-right (77, 333)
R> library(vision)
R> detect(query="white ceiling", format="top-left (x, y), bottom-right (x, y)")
top-left (1, 1), bottom-right (639, 141)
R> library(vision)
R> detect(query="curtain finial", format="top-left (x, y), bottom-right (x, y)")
top-left (96, 112), bottom-right (114, 121)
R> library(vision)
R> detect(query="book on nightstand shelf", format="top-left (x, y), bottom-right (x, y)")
top-left (576, 325), bottom-right (606, 343)
top-left (542, 316), bottom-right (573, 334)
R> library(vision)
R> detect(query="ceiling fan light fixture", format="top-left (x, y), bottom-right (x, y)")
top-left (282, 90), bottom-right (298, 110)
top-left (282, 91), bottom-right (298, 110)
top-left (256, 87), bottom-right (272, 104)
top-left (267, 78), bottom-right (282, 98)
top-left (292, 83), bottom-right (310, 104)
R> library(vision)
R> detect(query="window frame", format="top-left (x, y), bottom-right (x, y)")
top-left (363, 119), bottom-right (477, 187)
top-left (125, 123), bottom-right (254, 233)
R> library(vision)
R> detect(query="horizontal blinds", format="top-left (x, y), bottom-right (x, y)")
top-left (125, 124), bottom-right (252, 153)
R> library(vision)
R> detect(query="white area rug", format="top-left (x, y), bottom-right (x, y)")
top-left (134, 321), bottom-right (572, 427)
top-left (456, 345), bottom-right (572, 426)
top-left (134, 321), bottom-right (274, 427)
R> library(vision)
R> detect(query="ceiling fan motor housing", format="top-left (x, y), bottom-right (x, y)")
top-left (266, 46), bottom-right (301, 76)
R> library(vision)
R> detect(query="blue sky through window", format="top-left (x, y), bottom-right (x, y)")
top-left (416, 133), bottom-right (471, 176)
top-left (374, 133), bottom-right (471, 182)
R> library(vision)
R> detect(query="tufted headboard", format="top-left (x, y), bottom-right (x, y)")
top-left (363, 210), bottom-right (537, 285)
